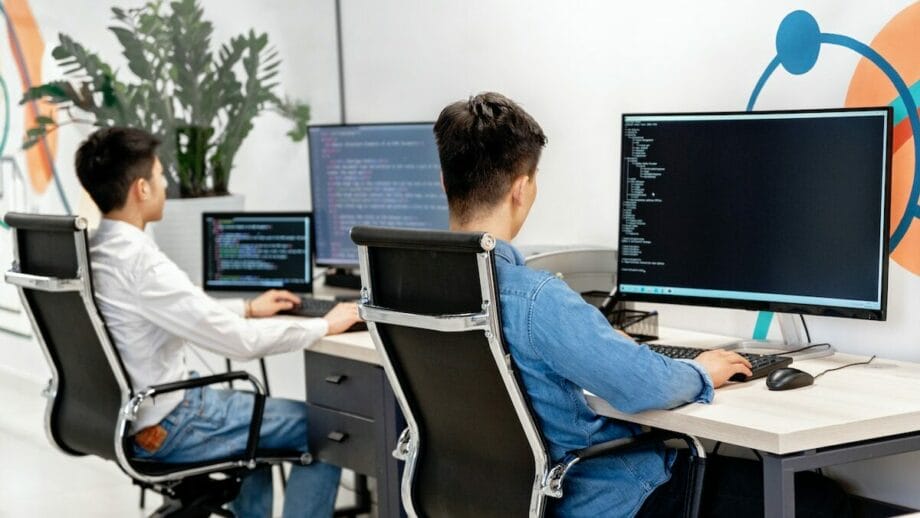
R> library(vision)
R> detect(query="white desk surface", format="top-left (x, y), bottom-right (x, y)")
top-left (314, 326), bottom-right (920, 455)
top-left (311, 330), bottom-right (378, 364)
top-left (589, 327), bottom-right (920, 455)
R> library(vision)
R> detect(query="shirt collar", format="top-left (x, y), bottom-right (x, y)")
top-left (96, 218), bottom-right (154, 244)
top-left (494, 240), bottom-right (526, 266)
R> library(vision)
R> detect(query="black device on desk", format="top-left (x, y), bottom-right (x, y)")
top-left (307, 122), bottom-right (450, 287)
top-left (615, 107), bottom-right (891, 320)
top-left (279, 296), bottom-right (368, 332)
top-left (766, 367), bottom-right (814, 390)
top-left (648, 343), bottom-right (792, 382)
top-left (202, 212), bottom-right (365, 331)
top-left (203, 211), bottom-right (316, 293)
top-left (610, 107), bottom-right (892, 358)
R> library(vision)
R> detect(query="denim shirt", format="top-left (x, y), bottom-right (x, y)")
top-left (494, 241), bottom-right (714, 517)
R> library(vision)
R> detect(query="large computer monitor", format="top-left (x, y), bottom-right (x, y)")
top-left (202, 212), bottom-right (314, 293)
top-left (308, 123), bottom-right (449, 267)
top-left (616, 107), bottom-right (892, 323)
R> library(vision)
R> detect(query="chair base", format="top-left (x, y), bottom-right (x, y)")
top-left (144, 473), bottom-right (242, 518)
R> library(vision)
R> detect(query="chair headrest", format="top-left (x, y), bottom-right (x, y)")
top-left (350, 226), bottom-right (495, 253)
top-left (4, 212), bottom-right (87, 232)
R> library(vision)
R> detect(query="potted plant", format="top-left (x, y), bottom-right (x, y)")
top-left (23, 0), bottom-right (311, 280)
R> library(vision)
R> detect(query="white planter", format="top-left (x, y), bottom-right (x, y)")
top-left (150, 194), bottom-right (245, 286)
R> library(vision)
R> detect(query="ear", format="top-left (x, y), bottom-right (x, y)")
top-left (510, 175), bottom-right (530, 206)
top-left (135, 177), bottom-right (150, 201)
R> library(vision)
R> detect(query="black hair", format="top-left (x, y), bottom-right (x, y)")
top-left (433, 92), bottom-right (547, 224)
top-left (74, 127), bottom-right (161, 213)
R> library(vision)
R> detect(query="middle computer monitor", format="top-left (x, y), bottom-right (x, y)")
top-left (308, 122), bottom-right (449, 267)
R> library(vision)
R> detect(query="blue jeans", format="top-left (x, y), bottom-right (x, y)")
top-left (132, 384), bottom-right (341, 518)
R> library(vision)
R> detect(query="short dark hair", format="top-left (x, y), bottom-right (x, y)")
top-left (434, 92), bottom-right (547, 224)
top-left (75, 127), bottom-right (161, 213)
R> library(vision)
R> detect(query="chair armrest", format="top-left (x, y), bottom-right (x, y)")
top-left (123, 371), bottom-right (267, 462)
top-left (575, 429), bottom-right (705, 463)
top-left (542, 429), bottom-right (707, 509)
top-left (144, 371), bottom-right (263, 396)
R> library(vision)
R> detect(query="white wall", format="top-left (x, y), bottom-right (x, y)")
top-left (2, 0), bottom-right (919, 510)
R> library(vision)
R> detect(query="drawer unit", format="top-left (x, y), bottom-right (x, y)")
top-left (304, 348), bottom-right (405, 517)
top-left (307, 404), bottom-right (377, 476)
top-left (305, 350), bottom-right (381, 419)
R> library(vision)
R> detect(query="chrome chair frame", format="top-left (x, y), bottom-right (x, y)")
top-left (353, 226), bottom-right (707, 518)
top-left (4, 213), bottom-right (305, 514)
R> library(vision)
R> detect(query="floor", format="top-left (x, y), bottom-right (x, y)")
top-left (0, 354), bottom-right (370, 517)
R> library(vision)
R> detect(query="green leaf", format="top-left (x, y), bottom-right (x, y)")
top-left (20, 82), bottom-right (76, 105)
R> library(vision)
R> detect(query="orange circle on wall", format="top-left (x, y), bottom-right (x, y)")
top-left (845, 2), bottom-right (920, 275)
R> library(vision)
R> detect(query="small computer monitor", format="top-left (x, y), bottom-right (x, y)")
top-left (308, 123), bottom-right (449, 267)
top-left (616, 107), bottom-right (891, 320)
top-left (203, 212), bottom-right (313, 293)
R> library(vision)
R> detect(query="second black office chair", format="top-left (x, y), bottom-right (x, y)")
top-left (3, 212), bottom-right (309, 517)
top-left (351, 226), bottom-right (707, 518)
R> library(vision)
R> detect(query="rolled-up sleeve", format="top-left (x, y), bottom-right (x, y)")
top-left (136, 257), bottom-right (327, 361)
top-left (527, 277), bottom-right (713, 414)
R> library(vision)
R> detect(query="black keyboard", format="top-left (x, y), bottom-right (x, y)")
top-left (278, 297), bottom-right (367, 332)
top-left (647, 343), bottom-right (793, 382)
top-left (280, 297), bottom-right (339, 318)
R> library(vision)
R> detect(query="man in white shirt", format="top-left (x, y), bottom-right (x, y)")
top-left (75, 127), bottom-right (360, 517)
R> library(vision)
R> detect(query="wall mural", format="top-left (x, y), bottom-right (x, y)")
top-left (749, 6), bottom-right (920, 277)
top-left (2, 0), bottom-right (66, 211)
top-left (0, 0), bottom-right (49, 335)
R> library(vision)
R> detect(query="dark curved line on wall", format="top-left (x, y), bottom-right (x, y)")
top-left (0, 3), bottom-right (72, 214)
top-left (821, 32), bottom-right (920, 251)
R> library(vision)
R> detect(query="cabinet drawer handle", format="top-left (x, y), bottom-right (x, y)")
top-left (325, 374), bottom-right (347, 384)
top-left (327, 431), bottom-right (349, 443)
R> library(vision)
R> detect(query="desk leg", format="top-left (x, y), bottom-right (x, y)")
top-left (762, 454), bottom-right (795, 518)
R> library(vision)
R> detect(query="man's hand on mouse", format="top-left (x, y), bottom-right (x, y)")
top-left (323, 302), bottom-right (363, 335)
top-left (247, 289), bottom-right (300, 318)
top-left (694, 349), bottom-right (753, 388)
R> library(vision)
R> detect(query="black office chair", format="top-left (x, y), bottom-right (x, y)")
top-left (351, 226), bottom-right (707, 518)
top-left (3, 212), bottom-right (308, 517)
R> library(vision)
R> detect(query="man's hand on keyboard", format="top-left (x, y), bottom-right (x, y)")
top-left (248, 289), bottom-right (300, 317)
top-left (694, 349), bottom-right (753, 388)
top-left (324, 302), bottom-right (363, 335)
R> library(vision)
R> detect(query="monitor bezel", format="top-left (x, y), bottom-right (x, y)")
top-left (307, 121), bottom-right (438, 268)
top-left (615, 106), bottom-right (892, 321)
top-left (201, 211), bottom-right (315, 293)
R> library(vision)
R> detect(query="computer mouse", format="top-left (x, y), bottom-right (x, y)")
top-left (766, 367), bottom-right (814, 391)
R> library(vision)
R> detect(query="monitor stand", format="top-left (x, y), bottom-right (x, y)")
top-left (730, 313), bottom-right (834, 360)
top-left (323, 268), bottom-right (362, 290)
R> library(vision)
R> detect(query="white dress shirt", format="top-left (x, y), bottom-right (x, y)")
top-left (89, 218), bottom-right (328, 431)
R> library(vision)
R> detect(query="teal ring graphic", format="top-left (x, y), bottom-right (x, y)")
top-left (746, 10), bottom-right (920, 252)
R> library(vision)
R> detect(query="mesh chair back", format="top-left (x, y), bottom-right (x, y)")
top-left (5, 213), bottom-right (130, 461)
top-left (353, 226), bottom-right (548, 518)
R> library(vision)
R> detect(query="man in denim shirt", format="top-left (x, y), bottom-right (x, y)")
top-left (432, 93), bottom-right (851, 517)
